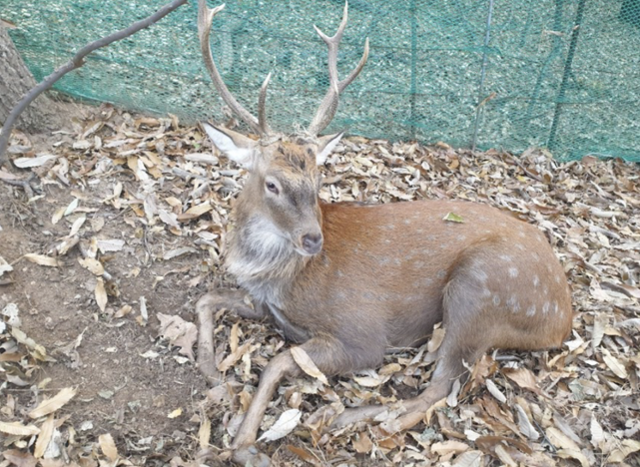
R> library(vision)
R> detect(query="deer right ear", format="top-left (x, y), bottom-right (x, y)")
top-left (202, 122), bottom-right (257, 170)
top-left (315, 132), bottom-right (344, 166)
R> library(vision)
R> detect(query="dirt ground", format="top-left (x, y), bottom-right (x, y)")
top-left (1, 105), bottom-right (639, 467)
top-left (0, 172), bottom-right (213, 461)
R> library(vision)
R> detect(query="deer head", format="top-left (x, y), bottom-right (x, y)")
top-left (198, 0), bottom-right (368, 256)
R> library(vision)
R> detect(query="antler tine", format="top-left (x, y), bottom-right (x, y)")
top-left (258, 73), bottom-right (271, 136)
top-left (198, 0), bottom-right (271, 135)
top-left (308, 1), bottom-right (369, 136)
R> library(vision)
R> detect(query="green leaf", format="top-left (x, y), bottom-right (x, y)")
top-left (443, 212), bottom-right (465, 223)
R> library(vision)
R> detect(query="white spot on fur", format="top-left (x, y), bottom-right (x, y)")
top-left (553, 301), bottom-right (559, 314)
top-left (508, 267), bottom-right (519, 278)
top-left (526, 305), bottom-right (536, 316)
top-left (542, 302), bottom-right (550, 314)
top-left (516, 243), bottom-right (526, 251)
top-left (482, 288), bottom-right (492, 298)
top-left (473, 267), bottom-right (488, 283)
top-left (499, 254), bottom-right (513, 262)
top-left (507, 296), bottom-right (521, 313)
top-left (533, 275), bottom-right (540, 287)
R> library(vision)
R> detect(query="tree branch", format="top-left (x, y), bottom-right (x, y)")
top-left (0, 0), bottom-right (188, 168)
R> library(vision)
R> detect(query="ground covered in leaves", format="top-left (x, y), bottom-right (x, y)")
top-left (0, 105), bottom-right (639, 467)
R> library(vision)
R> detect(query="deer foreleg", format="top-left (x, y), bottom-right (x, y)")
top-left (232, 335), bottom-right (354, 466)
top-left (196, 289), bottom-right (264, 385)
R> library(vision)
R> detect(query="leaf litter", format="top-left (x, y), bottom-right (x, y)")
top-left (0, 105), bottom-right (638, 466)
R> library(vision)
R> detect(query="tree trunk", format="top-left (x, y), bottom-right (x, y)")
top-left (0, 26), bottom-right (63, 133)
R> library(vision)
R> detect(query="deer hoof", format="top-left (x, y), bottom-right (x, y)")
top-left (232, 445), bottom-right (270, 467)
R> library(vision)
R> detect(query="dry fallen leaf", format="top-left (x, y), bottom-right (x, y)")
top-left (13, 154), bottom-right (57, 168)
top-left (0, 255), bottom-right (13, 277)
top-left (452, 450), bottom-right (484, 467)
top-left (99, 433), bottom-right (118, 462)
top-left (157, 313), bottom-right (198, 361)
top-left (514, 403), bottom-right (539, 441)
top-left (199, 416), bottom-right (211, 450)
top-left (485, 378), bottom-right (506, 403)
top-left (34, 414), bottom-right (55, 458)
top-left (95, 278), bottom-right (108, 312)
top-left (291, 346), bottom-right (329, 385)
top-left (555, 448), bottom-right (590, 467)
top-left (29, 387), bottom-right (77, 419)
top-left (0, 421), bottom-right (41, 436)
top-left (608, 439), bottom-right (640, 463)
top-left (79, 257), bottom-right (104, 276)
top-left (257, 409), bottom-right (302, 442)
top-left (352, 432), bottom-right (373, 453)
top-left (1, 449), bottom-right (38, 467)
top-left (217, 340), bottom-right (253, 373)
top-left (601, 348), bottom-right (628, 378)
top-left (427, 326), bottom-right (446, 354)
top-left (431, 440), bottom-right (470, 456)
top-left (24, 254), bottom-right (60, 267)
top-left (503, 367), bottom-right (542, 394)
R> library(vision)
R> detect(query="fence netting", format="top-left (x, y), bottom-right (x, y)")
top-left (4, 0), bottom-right (640, 160)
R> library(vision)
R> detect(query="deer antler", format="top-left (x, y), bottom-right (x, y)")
top-left (307, 1), bottom-right (369, 136)
top-left (198, 1), bottom-right (271, 136)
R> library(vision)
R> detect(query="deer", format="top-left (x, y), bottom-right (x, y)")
top-left (195, 1), bottom-right (573, 465)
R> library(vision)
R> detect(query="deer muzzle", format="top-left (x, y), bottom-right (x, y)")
top-left (300, 232), bottom-right (323, 256)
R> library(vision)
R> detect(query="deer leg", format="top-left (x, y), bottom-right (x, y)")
top-left (332, 272), bottom-right (492, 432)
top-left (196, 289), bottom-right (264, 385)
top-left (232, 335), bottom-right (356, 466)
top-left (386, 272), bottom-right (493, 432)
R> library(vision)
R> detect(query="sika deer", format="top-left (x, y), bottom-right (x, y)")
top-left (196, 2), bottom-right (573, 465)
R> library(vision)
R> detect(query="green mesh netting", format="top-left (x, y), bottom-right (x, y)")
top-left (3, 0), bottom-right (640, 160)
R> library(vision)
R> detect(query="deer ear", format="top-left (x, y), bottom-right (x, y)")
top-left (202, 122), bottom-right (257, 169)
top-left (315, 132), bottom-right (344, 166)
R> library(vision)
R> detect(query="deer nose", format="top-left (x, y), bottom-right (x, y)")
top-left (301, 233), bottom-right (323, 255)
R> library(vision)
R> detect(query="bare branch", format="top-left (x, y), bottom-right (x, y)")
top-left (0, 0), bottom-right (189, 168)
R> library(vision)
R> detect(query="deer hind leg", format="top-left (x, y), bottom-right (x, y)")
top-left (232, 335), bottom-right (365, 466)
top-left (390, 267), bottom-right (499, 431)
top-left (331, 268), bottom-right (492, 432)
top-left (329, 335), bottom-right (483, 432)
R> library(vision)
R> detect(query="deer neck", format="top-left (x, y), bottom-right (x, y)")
top-left (225, 209), bottom-right (310, 307)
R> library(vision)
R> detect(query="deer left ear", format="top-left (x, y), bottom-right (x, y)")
top-left (315, 132), bottom-right (344, 166)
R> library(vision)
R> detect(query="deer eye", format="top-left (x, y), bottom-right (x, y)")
top-left (266, 181), bottom-right (279, 195)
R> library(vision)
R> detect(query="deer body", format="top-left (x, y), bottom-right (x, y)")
top-left (196, 2), bottom-right (572, 465)
top-left (228, 197), bottom-right (571, 365)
